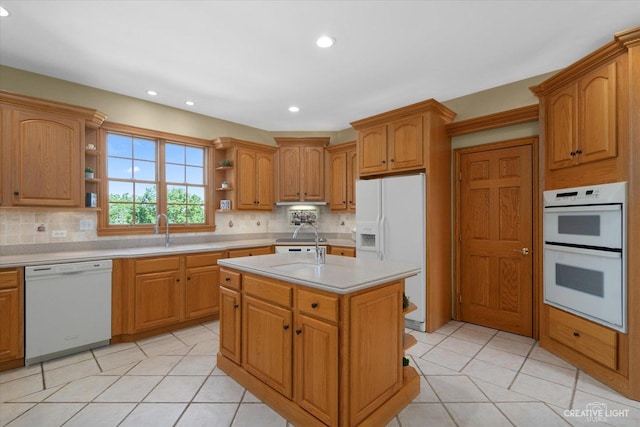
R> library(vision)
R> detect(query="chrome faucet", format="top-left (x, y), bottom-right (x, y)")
top-left (292, 222), bottom-right (325, 265)
top-left (154, 214), bottom-right (171, 247)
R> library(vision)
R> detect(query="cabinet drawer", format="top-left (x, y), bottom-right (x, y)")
top-left (135, 256), bottom-right (181, 274)
top-left (244, 275), bottom-right (292, 307)
top-left (329, 246), bottom-right (355, 257)
top-left (186, 252), bottom-right (223, 268)
top-left (297, 289), bottom-right (339, 322)
top-left (548, 306), bottom-right (617, 370)
top-left (227, 246), bottom-right (272, 258)
top-left (220, 268), bottom-right (242, 290)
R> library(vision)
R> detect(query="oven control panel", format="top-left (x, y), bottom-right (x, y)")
top-left (544, 182), bottom-right (626, 207)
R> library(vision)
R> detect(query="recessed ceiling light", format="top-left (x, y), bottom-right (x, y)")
top-left (289, 106), bottom-right (300, 113)
top-left (185, 101), bottom-right (195, 106)
top-left (316, 35), bottom-right (335, 48)
top-left (146, 90), bottom-right (158, 96)
top-left (0, 7), bottom-right (9, 17)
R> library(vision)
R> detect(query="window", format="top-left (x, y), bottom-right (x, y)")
top-left (98, 123), bottom-right (213, 235)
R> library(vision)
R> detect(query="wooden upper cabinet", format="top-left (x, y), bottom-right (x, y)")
top-left (327, 141), bottom-right (357, 211)
top-left (275, 137), bottom-right (329, 202)
top-left (212, 137), bottom-right (276, 211)
top-left (579, 61), bottom-right (617, 164)
top-left (351, 99), bottom-right (455, 178)
top-left (388, 115), bottom-right (423, 170)
top-left (11, 109), bottom-right (83, 207)
top-left (278, 145), bottom-right (301, 201)
top-left (0, 91), bottom-right (106, 208)
top-left (545, 60), bottom-right (617, 170)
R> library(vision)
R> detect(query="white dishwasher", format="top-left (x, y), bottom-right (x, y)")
top-left (25, 260), bottom-right (112, 365)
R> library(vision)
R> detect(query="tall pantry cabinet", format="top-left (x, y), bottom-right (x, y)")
top-left (530, 26), bottom-right (640, 400)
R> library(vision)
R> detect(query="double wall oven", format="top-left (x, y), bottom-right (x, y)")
top-left (543, 182), bottom-right (627, 332)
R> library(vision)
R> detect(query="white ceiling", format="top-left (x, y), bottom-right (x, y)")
top-left (0, 1), bottom-right (638, 131)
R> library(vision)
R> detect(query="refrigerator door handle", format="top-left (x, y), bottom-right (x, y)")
top-left (377, 216), bottom-right (385, 261)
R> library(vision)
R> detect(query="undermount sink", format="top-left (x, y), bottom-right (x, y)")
top-left (271, 262), bottom-right (323, 272)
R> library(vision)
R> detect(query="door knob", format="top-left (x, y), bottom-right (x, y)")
top-left (513, 248), bottom-right (530, 255)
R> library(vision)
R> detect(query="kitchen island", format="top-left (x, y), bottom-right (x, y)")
top-left (217, 253), bottom-right (421, 427)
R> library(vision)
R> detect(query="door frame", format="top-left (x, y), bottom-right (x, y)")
top-left (453, 136), bottom-right (541, 339)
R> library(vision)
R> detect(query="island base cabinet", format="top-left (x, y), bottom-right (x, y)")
top-left (219, 286), bottom-right (242, 364)
top-left (242, 295), bottom-right (293, 398)
top-left (217, 268), bottom-right (419, 426)
top-left (295, 314), bottom-right (338, 426)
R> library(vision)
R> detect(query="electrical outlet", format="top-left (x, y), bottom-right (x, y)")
top-left (79, 219), bottom-right (94, 231)
top-left (52, 230), bottom-right (67, 238)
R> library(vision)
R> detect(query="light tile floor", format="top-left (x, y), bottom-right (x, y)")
top-left (1, 320), bottom-right (639, 426)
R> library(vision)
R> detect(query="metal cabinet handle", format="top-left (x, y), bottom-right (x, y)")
top-left (311, 302), bottom-right (318, 309)
top-left (573, 331), bottom-right (580, 337)
top-left (233, 304), bottom-right (239, 309)
top-left (296, 329), bottom-right (302, 335)
top-left (283, 325), bottom-right (290, 330)
top-left (225, 277), bottom-right (231, 282)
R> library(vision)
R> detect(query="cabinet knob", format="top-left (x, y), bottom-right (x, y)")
top-left (382, 160), bottom-right (386, 164)
top-left (176, 279), bottom-right (180, 282)
top-left (573, 331), bottom-right (580, 337)
top-left (283, 324), bottom-right (290, 330)
top-left (13, 191), bottom-right (19, 196)
top-left (233, 304), bottom-right (239, 309)
top-left (225, 277), bottom-right (231, 282)
top-left (390, 158), bottom-right (395, 162)
top-left (570, 151), bottom-right (576, 156)
top-left (296, 329), bottom-right (302, 335)
top-left (311, 302), bottom-right (318, 309)
top-left (575, 149), bottom-right (582, 155)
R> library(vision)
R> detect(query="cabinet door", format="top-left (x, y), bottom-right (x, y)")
top-left (301, 146), bottom-right (324, 201)
top-left (278, 146), bottom-right (301, 201)
top-left (242, 295), bottom-right (293, 398)
top-left (255, 150), bottom-right (274, 209)
top-left (237, 148), bottom-right (257, 209)
top-left (328, 151), bottom-right (347, 210)
top-left (220, 286), bottom-right (242, 364)
top-left (135, 271), bottom-right (181, 331)
top-left (349, 282), bottom-right (403, 425)
top-left (185, 265), bottom-right (219, 319)
top-left (388, 115), bottom-right (423, 171)
top-left (578, 61), bottom-right (617, 164)
top-left (347, 148), bottom-right (357, 211)
top-left (0, 269), bottom-right (23, 363)
top-left (294, 314), bottom-right (338, 426)
top-left (11, 109), bottom-right (82, 206)
top-left (547, 85), bottom-right (578, 170)
top-left (358, 126), bottom-right (388, 175)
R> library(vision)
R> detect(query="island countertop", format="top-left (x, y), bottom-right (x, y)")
top-left (218, 252), bottom-right (419, 294)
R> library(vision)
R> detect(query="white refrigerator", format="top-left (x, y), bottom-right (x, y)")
top-left (355, 174), bottom-right (426, 331)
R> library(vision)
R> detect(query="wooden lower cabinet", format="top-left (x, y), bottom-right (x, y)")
top-left (217, 268), bottom-right (418, 426)
top-left (0, 268), bottom-right (24, 372)
top-left (115, 252), bottom-right (222, 341)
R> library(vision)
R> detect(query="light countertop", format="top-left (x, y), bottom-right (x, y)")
top-left (0, 238), bottom-right (356, 268)
top-left (218, 252), bottom-right (419, 294)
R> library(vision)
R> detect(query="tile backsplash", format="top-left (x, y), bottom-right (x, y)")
top-left (0, 207), bottom-right (355, 246)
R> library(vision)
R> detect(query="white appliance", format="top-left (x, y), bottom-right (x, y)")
top-left (275, 245), bottom-right (327, 254)
top-left (543, 182), bottom-right (627, 332)
top-left (356, 174), bottom-right (426, 331)
top-left (25, 260), bottom-right (112, 365)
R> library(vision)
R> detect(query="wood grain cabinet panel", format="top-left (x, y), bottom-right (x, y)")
top-left (219, 285), bottom-right (242, 364)
top-left (326, 142), bottom-right (356, 212)
top-left (0, 269), bottom-right (23, 369)
top-left (134, 270), bottom-right (182, 331)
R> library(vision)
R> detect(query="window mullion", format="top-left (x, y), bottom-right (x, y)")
top-left (157, 138), bottom-right (168, 217)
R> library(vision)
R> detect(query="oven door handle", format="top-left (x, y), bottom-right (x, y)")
top-left (544, 204), bottom-right (621, 213)
top-left (544, 244), bottom-right (621, 258)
